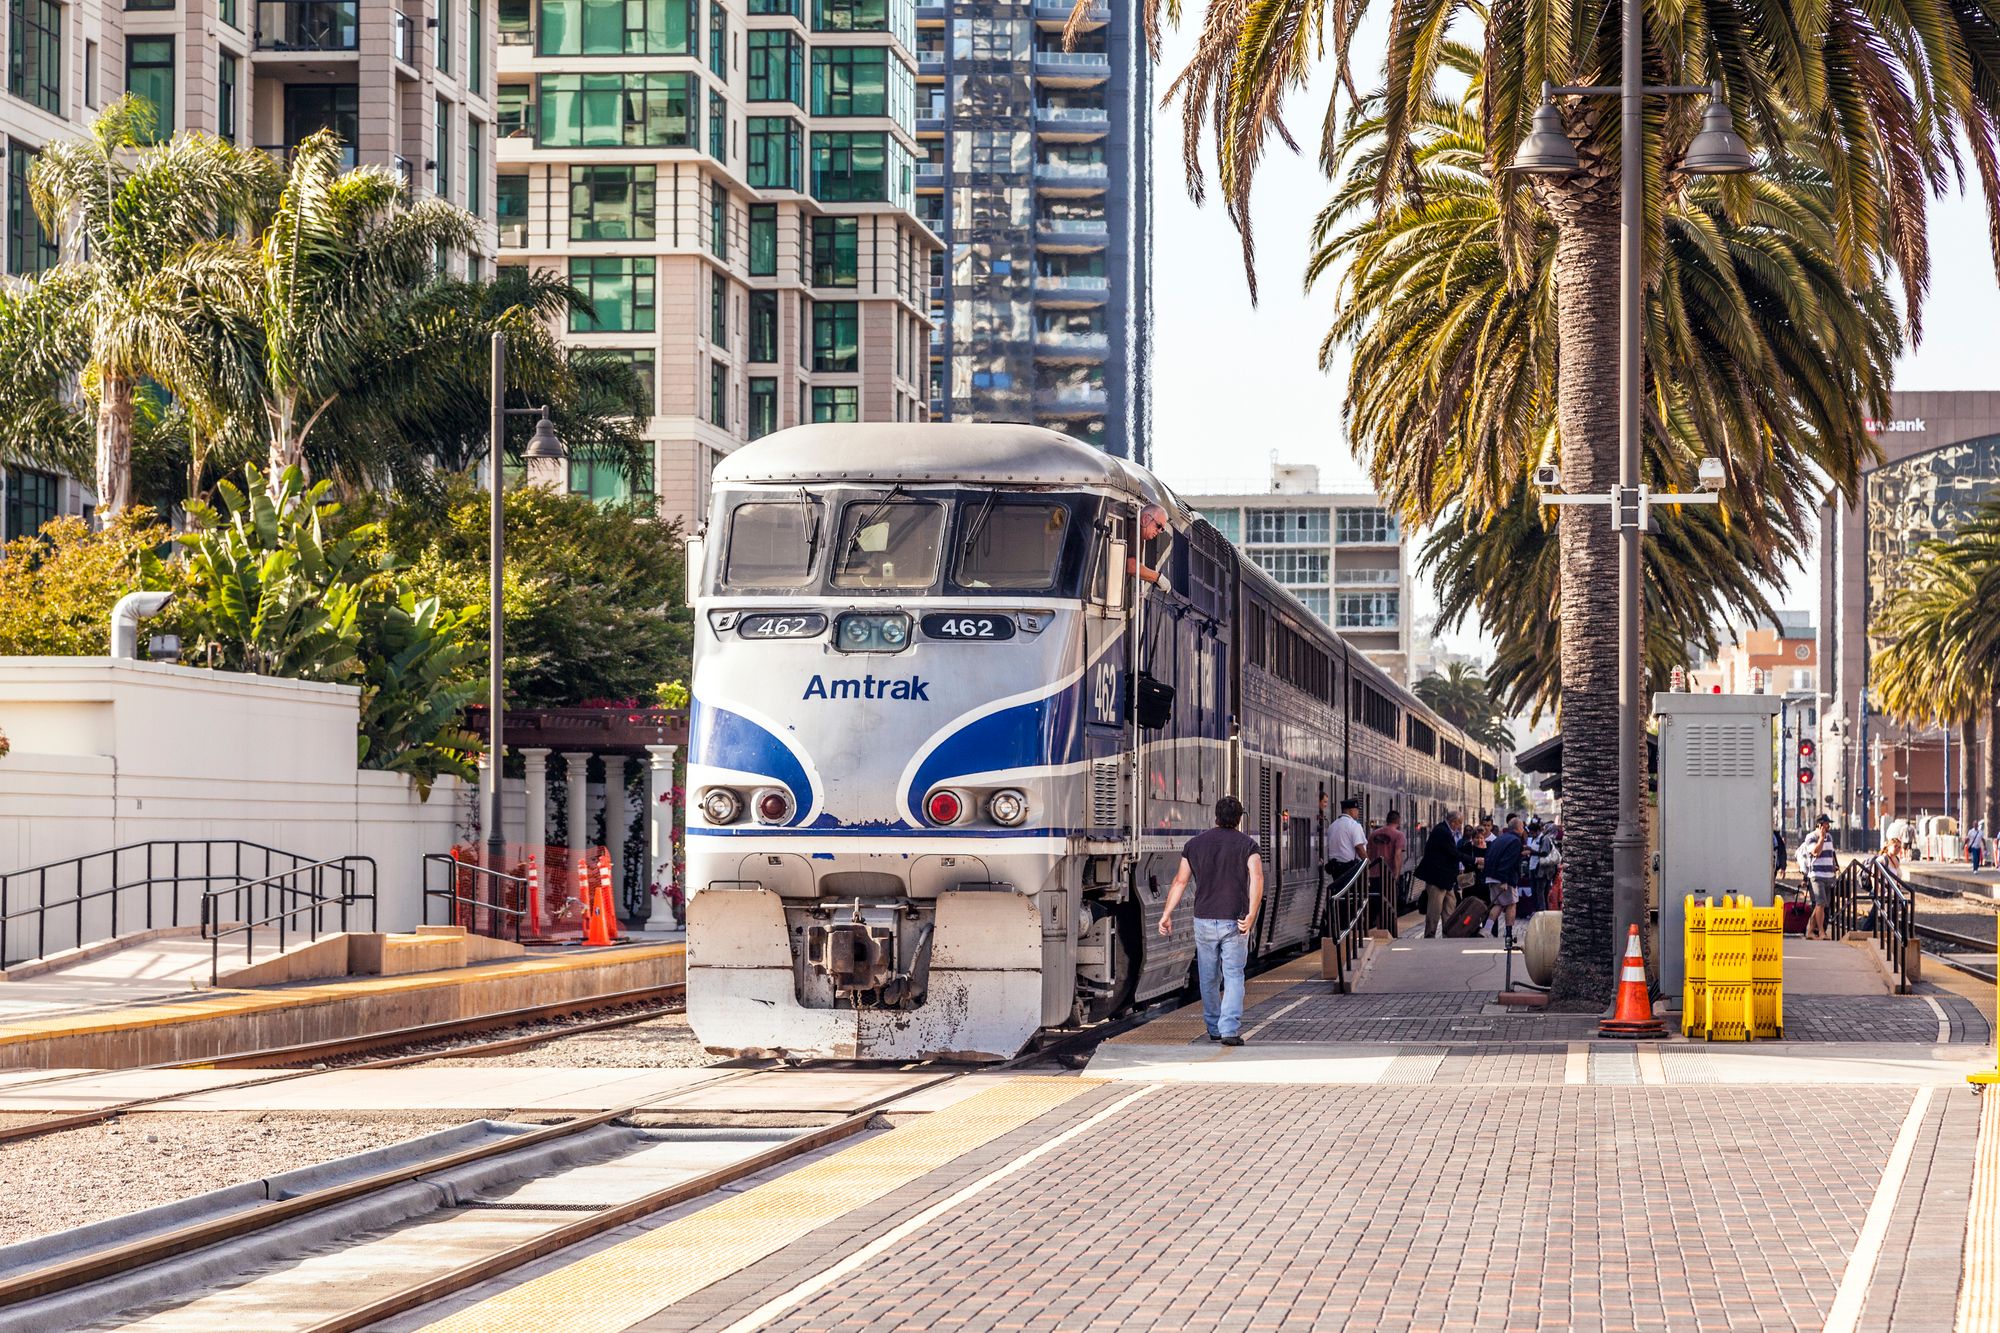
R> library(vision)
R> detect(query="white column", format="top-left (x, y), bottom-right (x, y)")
top-left (521, 748), bottom-right (551, 855)
top-left (563, 751), bottom-right (592, 855)
top-left (477, 750), bottom-right (494, 848)
top-left (646, 744), bottom-right (679, 924)
top-left (607, 755), bottom-right (631, 922)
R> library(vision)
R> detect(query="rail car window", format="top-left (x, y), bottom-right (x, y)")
top-left (831, 497), bottom-right (944, 589)
top-left (955, 501), bottom-right (1068, 589)
top-left (723, 500), bottom-right (822, 587)
top-left (1407, 716), bottom-right (1437, 756)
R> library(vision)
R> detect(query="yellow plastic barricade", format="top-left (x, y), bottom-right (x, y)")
top-left (1751, 901), bottom-right (1784, 1039)
top-left (1683, 896), bottom-right (1708, 1037)
top-left (1702, 897), bottom-right (1756, 1041)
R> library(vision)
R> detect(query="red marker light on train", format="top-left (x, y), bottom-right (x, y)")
top-left (926, 790), bottom-right (963, 825)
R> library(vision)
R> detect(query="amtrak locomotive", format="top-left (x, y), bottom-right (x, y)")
top-left (684, 424), bottom-right (1493, 1060)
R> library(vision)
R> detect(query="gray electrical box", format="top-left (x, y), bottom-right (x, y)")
top-left (1653, 691), bottom-right (1781, 998)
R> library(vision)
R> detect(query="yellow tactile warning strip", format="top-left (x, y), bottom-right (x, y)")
top-left (0, 943), bottom-right (684, 1047)
top-left (419, 1076), bottom-right (1101, 1333)
top-left (1109, 951), bottom-right (1324, 1045)
top-left (1959, 1090), bottom-right (2000, 1332)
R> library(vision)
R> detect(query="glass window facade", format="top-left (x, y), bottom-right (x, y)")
top-left (749, 290), bottom-right (778, 361)
top-left (1335, 591), bottom-right (1399, 629)
top-left (470, 0), bottom-right (484, 88)
top-left (434, 97), bottom-right (451, 197)
top-left (709, 179), bottom-right (727, 258)
top-left (1864, 433), bottom-right (2000, 659)
top-left (1250, 547), bottom-right (1328, 586)
top-left (497, 172), bottom-right (528, 242)
top-left (498, 83), bottom-right (530, 136)
top-left (468, 122), bottom-right (484, 215)
top-left (6, 141), bottom-right (55, 275)
top-left (811, 215), bottom-right (857, 287)
top-left (284, 83), bottom-right (358, 159)
top-left (710, 358), bottom-right (728, 425)
top-left (812, 300), bottom-right (857, 371)
top-left (10, 0), bottom-right (60, 115)
top-left (747, 116), bottom-right (802, 190)
top-left (811, 384), bottom-right (858, 422)
top-left (711, 269), bottom-right (727, 343)
top-left (580, 346), bottom-right (655, 415)
top-left (749, 377), bottom-right (778, 439)
top-left (748, 204), bottom-right (778, 274)
top-left (811, 131), bottom-right (912, 206)
top-left (708, 0), bottom-right (725, 74)
top-left (126, 37), bottom-right (174, 139)
top-left (570, 165), bottom-right (654, 240)
top-left (814, 0), bottom-right (911, 43)
top-left (1334, 506), bottom-right (1397, 543)
top-left (498, 0), bottom-right (529, 42)
top-left (538, 0), bottom-right (694, 54)
top-left (538, 72), bottom-right (693, 146)
top-left (437, 0), bottom-right (450, 68)
top-left (708, 88), bottom-right (726, 160)
top-left (569, 256), bottom-right (657, 331)
top-left (1245, 508), bottom-right (1328, 544)
top-left (812, 46), bottom-right (886, 115)
top-left (1199, 507), bottom-right (1240, 543)
top-left (217, 51), bottom-right (238, 141)
top-left (748, 30), bottom-right (802, 103)
top-left (3, 466), bottom-right (58, 540)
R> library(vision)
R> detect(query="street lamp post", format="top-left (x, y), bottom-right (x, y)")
top-left (1508, 18), bottom-right (1755, 1003)
top-left (485, 330), bottom-right (569, 871)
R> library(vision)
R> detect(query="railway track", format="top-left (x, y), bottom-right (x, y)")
top-left (1917, 919), bottom-right (1998, 983)
top-left (0, 982), bottom-right (688, 1147)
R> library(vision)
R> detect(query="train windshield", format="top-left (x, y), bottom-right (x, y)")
top-left (830, 497), bottom-right (945, 590)
top-left (724, 498), bottom-right (822, 588)
top-left (955, 502), bottom-right (1069, 590)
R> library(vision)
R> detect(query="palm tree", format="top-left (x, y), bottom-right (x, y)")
top-left (1872, 503), bottom-right (2000, 836)
top-left (14, 97), bottom-right (276, 512)
top-left (1305, 55), bottom-right (1898, 1003)
top-left (256, 131), bottom-right (477, 478)
top-left (1416, 661), bottom-right (1518, 753)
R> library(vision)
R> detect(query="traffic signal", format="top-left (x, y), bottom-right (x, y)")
top-left (1799, 765), bottom-right (1815, 787)
top-left (1798, 738), bottom-right (1816, 761)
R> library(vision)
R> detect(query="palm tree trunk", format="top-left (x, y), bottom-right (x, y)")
top-left (1961, 716), bottom-right (1979, 833)
top-left (1987, 703), bottom-right (2000, 835)
top-left (95, 372), bottom-right (135, 515)
top-left (1543, 198), bottom-right (1624, 1012)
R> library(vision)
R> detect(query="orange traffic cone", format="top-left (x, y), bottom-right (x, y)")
top-left (582, 853), bottom-right (616, 946)
top-left (1600, 924), bottom-right (1666, 1038)
top-left (596, 854), bottom-right (622, 944)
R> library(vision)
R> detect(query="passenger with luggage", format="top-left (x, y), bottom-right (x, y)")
top-left (1158, 795), bottom-right (1264, 1047)
top-left (1795, 814), bottom-right (1839, 940)
top-left (1366, 810), bottom-right (1407, 936)
top-left (1481, 817), bottom-right (1527, 941)
top-left (1415, 812), bottom-right (1465, 938)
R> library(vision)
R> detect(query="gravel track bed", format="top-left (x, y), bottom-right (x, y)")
top-left (419, 1010), bottom-right (720, 1068)
top-left (301, 1001), bottom-right (689, 1068)
top-left (0, 1111), bottom-right (490, 1246)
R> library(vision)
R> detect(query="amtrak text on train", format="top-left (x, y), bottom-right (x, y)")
top-left (801, 674), bottom-right (932, 701)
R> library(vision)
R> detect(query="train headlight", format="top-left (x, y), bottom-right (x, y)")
top-left (754, 788), bottom-right (792, 824)
top-left (700, 788), bottom-right (744, 825)
top-left (925, 789), bottom-right (965, 825)
top-left (834, 612), bottom-right (914, 653)
top-left (987, 789), bottom-right (1030, 827)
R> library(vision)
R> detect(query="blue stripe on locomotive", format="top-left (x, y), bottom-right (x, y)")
top-left (904, 679), bottom-right (1086, 826)
top-left (688, 700), bottom-right (814, 827)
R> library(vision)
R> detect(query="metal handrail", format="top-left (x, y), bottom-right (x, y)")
top-left (201, 856), bottom-right (377, 986)
top-left (1830, 856), bottom-right (1917, 994)
top-left (422, 852), bottom-right (531, 943)
top-left (0, 840), bottom-right (357, 971)
top-left (1320, 859), bottom-right (1369, 993)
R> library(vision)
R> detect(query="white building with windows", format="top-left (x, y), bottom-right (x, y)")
top-left (1178, 461), bottom-right (1413, 684)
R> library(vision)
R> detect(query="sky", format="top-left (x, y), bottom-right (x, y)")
top-left (1142, 23), bottom-right (2000, 662)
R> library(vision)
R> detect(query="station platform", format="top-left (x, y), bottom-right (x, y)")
top-left (0, 939), bottom-right (684, 1069)
top-left (364, 931), bottom-right (2000, 1333)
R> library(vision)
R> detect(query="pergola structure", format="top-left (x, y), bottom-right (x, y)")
top-left (466, 706), bottom-right (689, 924)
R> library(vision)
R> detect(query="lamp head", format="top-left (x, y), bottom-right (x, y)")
top-left (1506, 98), bottom-right (1582, 175)
top-left (523, 405), bottom-right (567, 460)
top-left (1682, 88), bottom-right (1755, 175)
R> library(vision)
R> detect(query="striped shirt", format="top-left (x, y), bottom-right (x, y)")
top-left (1797, 833), bottom-right (1838, 880)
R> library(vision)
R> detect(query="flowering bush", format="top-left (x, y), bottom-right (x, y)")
top-left (648, 782), bottom-right (688, 923)
top-left (0, 726), bottom-right (10, 761)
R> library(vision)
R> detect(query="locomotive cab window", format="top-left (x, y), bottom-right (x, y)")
top-left (831, 497), bottom-right (945, 590)
top-left (955, 501), bottom-right (1068, 590)
top-left (723, 498), bottom-right (822, 589)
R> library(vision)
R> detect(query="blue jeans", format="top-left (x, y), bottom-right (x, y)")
top-left (1194, 917), bottom-right (1248, 1038)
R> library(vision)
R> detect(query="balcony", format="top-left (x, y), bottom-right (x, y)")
top-left (1035, 328), bottom-right (1109, 356)
top-left (1334, 566), bottom-right (1399, 586)
top-left (1036, 216), bottom-right (1108, 245)
top-left (256, 0), bottom-right (359, 51)
top-left (1035, 104), bottom-right (1109, 131)
top-left (257, 141), bottom-right (359, 169)
top-left (1038, 385), bottom-right (1108, 410)
top-left (1034, 159), bottom-right (1107, 186)
top-left (916, 44), bottom-right (944, 74)
top-left (1034, 274), bottom-right (1109, 303)
top-left (1033, 49), bottom-right (1109, 79)
top-left (500, 220), bottom-right (528, 248)
top-left (1036, 0), bottom-right (1108, 19)
top-left (916, 160), bottom-right (944, 185)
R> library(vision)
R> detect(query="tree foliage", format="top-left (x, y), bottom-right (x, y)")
top-left (0, 510), bottom-right (175, 655)
top-left (1413, 661), bottom-right (1514, 751)
top-left (370, 475), bottom-right (692, 710)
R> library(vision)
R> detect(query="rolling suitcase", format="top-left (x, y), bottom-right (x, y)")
top-left (1782, 899), bottom-right (1814, 935)
top-left (1443, 897), bottom-right (1488, 938)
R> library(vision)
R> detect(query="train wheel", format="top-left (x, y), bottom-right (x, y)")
top-left (1081, 900), bottom-right (1140, 1024)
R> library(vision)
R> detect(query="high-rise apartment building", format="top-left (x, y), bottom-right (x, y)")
top-left (0, 0), bottom-right (498, 535)
top-left (1180, 462), bottom-right (1414, 684)
top-left (913, 0), bottom-right (1149, 462)
top-left (494, 0), bottom-right (940, 524)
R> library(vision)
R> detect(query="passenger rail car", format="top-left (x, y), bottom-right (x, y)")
top-left (683, 424), bottom-right (1492, 1060)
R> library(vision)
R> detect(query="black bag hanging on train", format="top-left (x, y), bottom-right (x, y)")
top-left (1127, 671), bottom-right (1174, 730)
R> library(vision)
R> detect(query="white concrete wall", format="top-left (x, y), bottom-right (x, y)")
top-left (0, 659), bottom-right (474, 958)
